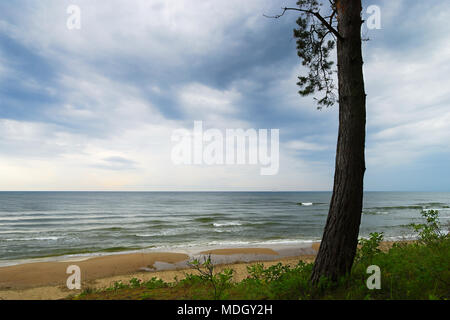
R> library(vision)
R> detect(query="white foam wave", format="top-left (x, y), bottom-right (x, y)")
top-left (213, 222), bottom-right (242, 227)
top-left (363, 211), bottom-right (389, 215)
top-left (4, 236), bottom-right (60, 241)
top-left (205, 238), bottom-right (318, 247)
top-left (135, 228), bottom-right (192, 237)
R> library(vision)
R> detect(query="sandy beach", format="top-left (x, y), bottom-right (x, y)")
top-left (0, 241), bottom-right (409, 300)
top-left (0, 245), bottom-right (318, 300)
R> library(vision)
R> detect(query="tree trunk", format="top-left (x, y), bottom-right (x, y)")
top-left (311, 0), bottom-right (366, 284)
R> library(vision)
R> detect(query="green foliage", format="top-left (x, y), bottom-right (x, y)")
top-left (410, 210), bottom-right (446, 245)
top-left (355, 232), bottom-right (384, 263)
top-left (129, 277), bottom-right (141, 288)
top-left (106, 280), bottom-right (128, 291)
top-left (369, 236), bottom-right (448, 299)
top-left (187, 255), bottom-right (234, 300)
top-left (77, 287), bottom-right (96, 298)
top-left (104, 276), bottom-right (168, 292)
top-left (179, 272), bottom-right (204, 286)
top-left (247, 263), bottom-right (283, 282)
top-left (240, 261), bottom-right (315, 300)
top-left (293, 0), bottom-right (338, 108)
top-left (143, 277), bottom-right (167, 290)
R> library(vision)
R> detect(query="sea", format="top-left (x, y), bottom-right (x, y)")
top-left (0, 191), bottom-right (449, 266)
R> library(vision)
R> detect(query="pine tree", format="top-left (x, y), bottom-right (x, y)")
top-left (267, 0), bottom-right (367, 284)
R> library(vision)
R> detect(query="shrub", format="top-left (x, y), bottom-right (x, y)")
top-left (355, 232), bottom-right (384, 263)
top-left (129, 277), bottom-right (142, 288)
top-left (187, 255), bottom-right (234, 299)
top-left (410, 210), bottom-right (446, 245)
top-left (143, 277), bottom-right (167, 289)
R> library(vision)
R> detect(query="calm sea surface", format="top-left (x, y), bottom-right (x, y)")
top-left (0, 192), bottom-right (449, 264)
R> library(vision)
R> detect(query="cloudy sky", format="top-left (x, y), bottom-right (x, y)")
top-left (0, 0), bottom-right (449, 191)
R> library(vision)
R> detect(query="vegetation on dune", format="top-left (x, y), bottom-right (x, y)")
top-left (71, 210), bottom-right (449, 300)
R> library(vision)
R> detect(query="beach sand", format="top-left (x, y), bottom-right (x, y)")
top-left (0, 252), bottom-right (188, 299)
top-left (0, 245), bottom-right (314, 300)
top-left (199, 248), bottom-right (279, 255)
top-left (0, 241), bottom-right (408, 300)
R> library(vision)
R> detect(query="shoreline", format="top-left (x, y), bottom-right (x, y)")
top-left (0, 240), bottom-right (320, 268)
top-left (0, 234), bottom-right (416, 268)
top-left (0, 240), bottom-right (409, 300)
top-left (0, 243), bottom-right (317, 300)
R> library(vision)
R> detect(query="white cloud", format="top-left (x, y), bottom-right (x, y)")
top-left (2, 0), bottom-right (280, 65)
top-left (364, 34), bottom-right (450, 167)
top-left (178, 82), bottom-right (241, 119)
top-left (0, 117), bottom-right (334, 190)
top-left (285, 140), bottom-right (328, 151)
top-left (2, 0), bottom-right (449, 190)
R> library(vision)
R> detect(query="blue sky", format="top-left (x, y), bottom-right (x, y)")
top-left (0, 0), bottom-right (449, 191)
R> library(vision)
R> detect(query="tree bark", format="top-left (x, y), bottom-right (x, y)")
top-left (311, 0), bottom-right (366, 284)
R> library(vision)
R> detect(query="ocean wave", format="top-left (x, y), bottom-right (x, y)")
top-left (135, 234), bottom-right (155, 238)
top-left (365, 204), bottom-right (450, 212)
top-left (369, 205), bottom-right (424, 210)
top-left (194, 217), bottom-right (215, 223)
top-left (4, 236), bottom-right (60, 241)
top-left (297, 202), bottom-right (313, 206)
top-left (135, 228), bottom-right (193, 237)
top-left (213, 229), bottom-right (231, 233)
top-left (204, 238), bottom-right (318, 247)
top-left (246, 221), bottom-right (281, 227)
top-left (213, 222), bottom-right (242, 227)
top-left (414, 202), bottom-right (450, 208)
top-left (96, 227), bottom-right (126, 232)
top-left (362, 210), bottom-right (389, 215)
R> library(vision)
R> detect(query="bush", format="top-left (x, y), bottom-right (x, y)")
top-left (356, 232), bottom-right (384, 262)
top-left (143, 277), bottom-right (167, 289)
top-left (410, 210), bottom-right (446, 245)
top-left (187, 255), bottom-right (234, 299)
top-left (129, 278), bottom-right (141, 288)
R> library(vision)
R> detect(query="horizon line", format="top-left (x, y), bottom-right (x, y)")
top-left (0, 190), bottom-right (447, 193)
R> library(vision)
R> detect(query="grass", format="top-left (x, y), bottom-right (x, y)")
top-left (71, 210), bottom-right (449, 300)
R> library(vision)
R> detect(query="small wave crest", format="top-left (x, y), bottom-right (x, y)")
top-left (4, 236), bottom-right (60, 241)
top-left (213, 222), bottom-right (242, 227)
top-left (297, 202), bottom-right (313, 206)
top-left (362, 210), bottom-right (389, 215)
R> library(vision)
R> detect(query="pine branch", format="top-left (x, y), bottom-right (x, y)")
top-left (264, 7), bottom-right (344, 41)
